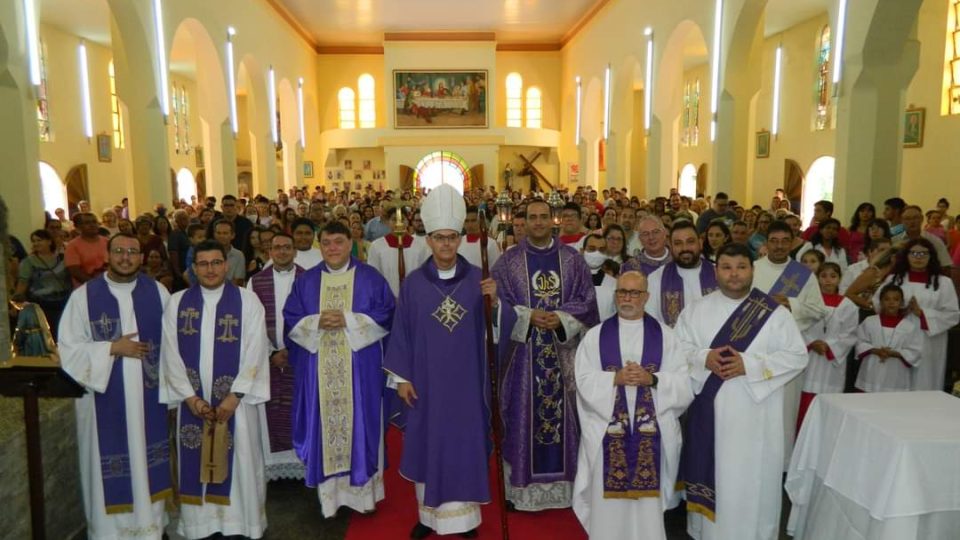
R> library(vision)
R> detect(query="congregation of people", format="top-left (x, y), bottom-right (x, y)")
top-left (7, 182), bottom-right (960, 540)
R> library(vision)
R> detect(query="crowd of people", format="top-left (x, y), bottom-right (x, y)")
top-left (4, 182), bottom-right (960, 540)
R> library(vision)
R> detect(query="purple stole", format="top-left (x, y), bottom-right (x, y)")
top-left (249, 265), bottom-right (303, 453)
top-left (175, 283), bottom-right (243, 506)
top-left (526, 244), bottom-right (566, 477)
top-left (598, 315), bottom-right (663, 498)
top-left (659, 260), bottom-right (718, 327)
top-left (680, 288), bottom-right (778, 521)
top-left (86, 275), bottom-right (170, 513)
top-left (768, 259), bottom-right (812, 298)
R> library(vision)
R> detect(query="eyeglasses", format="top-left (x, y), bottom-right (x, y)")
top-left (638, 230), bottom-right (664, 239)
top-left (908, 250), bottom-right (931, 258)
top-left (615, 289), bottom-right (648, 298)
top-left (111, 247), bottom-right (141, 256)
top-left (194, 260), bottom-right (226, 269)
top-left (430, 233), bottom-right (460, 244)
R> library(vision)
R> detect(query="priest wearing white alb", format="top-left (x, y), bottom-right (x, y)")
top-left (457, 205), bottom-right (501, 268)
top-left (573, 271), bottom-right (693, 540)
top-left (366, 212), bottom-right (431, 297)
top-left (59, 233), bottom-right (172, 539)
top-left (753, 221), bottom-right (827, 331)
top-left (160, 240), bottom-right (271, 539)
top-left (675, 243), bottom-right (808, 540)
top-left (645, 221), bottom-right (718, 327)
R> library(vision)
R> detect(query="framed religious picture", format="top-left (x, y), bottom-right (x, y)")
top-left (344, 159), bottom-right (353, 170)
top-left (354, 171), bottom-right (363, 181)
top-left (195, 146), bottom-right (204, 168)
top-left (756, 130), bottom-right (771, 159)
top-left (362, 159), bottom-right (372, 170)
top-left (326, 169), bottom-right (334, 181)
top-left (96, 134), bottom-right (112, 162)
top-left (335, 169), bottom-right (344, 180)
top-left (903, 108), bottom-right (925, 148)
top-left (303, 161), bottom-right (314, 178)
top-left (394, 70), bottom-right (488, 128)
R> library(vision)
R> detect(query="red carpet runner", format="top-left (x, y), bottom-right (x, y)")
top-left (345, 427), bottom-right (588, 540)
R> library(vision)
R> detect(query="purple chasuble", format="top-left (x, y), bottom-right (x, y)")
top-left (680, 288), bottom-right (779, 521)
top-left (383, 255), bottom-right (492, 508)
top-left (282, 258), bottom-right (395, 488)
top-left (249, 265), bottom-right (303, 453)
top-left (86, 274), bottom-right (170, 513)
top-left (493, 238), bottom-right (599, 488)
top-left (621, 251), bottom-right (671, 277)
top-left (768, 259), bottom-right (812, 298)
top-left (598, 315), bottom-right (663, 498)
top-left (175, 283), bottom-right (243, 506)
top-left (658, 259), bottom-right (718, 327)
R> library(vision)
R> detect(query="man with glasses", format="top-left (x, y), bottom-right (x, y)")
top-left (160, 239), bottom-right (271, 539)
top-left (572, 270), bottom-right (693, 540)
top-left (284, 221), bottom-right (395, 518)
top-left (65, 212), bottom-right (110, 287)
top-left (695, 192), bottom-right (737, 234)
top-left (247, 233), bottom-right (304, 482)
top-left (384, 185), bottom-right (498, 538)
top-left (893, 205), bottom-right (953, 269)
top-left (59, 233), bottom-right (173, 539)
top-left (621, 216), bottom-right (671, 276)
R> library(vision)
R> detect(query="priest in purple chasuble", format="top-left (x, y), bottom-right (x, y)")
top-left (644, 221), bottom-right (718, 327)
top-left (283, 221), bottom-right (395, 517)
top-left (673, 244), bottom-right (807, 540)
top-left (573, 271), bottom-right (693, 540)
top-left (59, 233), bottom-right (172, 540)
top-left (159, 240), bottom-right (271, 540)
top-left (247, 232), bottom-right (305, 481)
top-left (383, 184), bottom-right (497, 539)
top-left (491, 199), bottom-right (600, 511)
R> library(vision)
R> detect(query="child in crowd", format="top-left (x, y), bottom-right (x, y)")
top-left (799, 249), bottom-right (825, 275)
top-left (182, 223), bottom-right (207, 286)
top-left (854, 284), bottom-right (923, 392)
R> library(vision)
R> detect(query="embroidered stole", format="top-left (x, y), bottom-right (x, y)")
top-left (176, 283), bottom-right (243, 506)
top-left (318, 268), bottom-right (356, 476)
top-left (768, 259), bottom-right (812, 298)
top-left (86, 275), bottom-right (170, 514)
top-left (599, 316), bottom-right (663, 498)
top-left (659, 260), bottom-right (718, 327)
top-left (680, 288), bottom-right (778, 521)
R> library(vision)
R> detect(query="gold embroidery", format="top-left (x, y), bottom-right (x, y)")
top-left (776, 273), bottom-right (802, 296)
top-left (419, 502), bottom-right (479, 519)
top-left (432, 295), bottom-right (467, 332)
top-left (178, 307), bottom-right (200, 335)
top-left (319, 268), bottom-right (356, 477)
top-left (663, 291), bottom-right (682, 324)
top-left (729, 294), bottom-right (774, 342)
top-left (216, 314), bottom-right (239, 343)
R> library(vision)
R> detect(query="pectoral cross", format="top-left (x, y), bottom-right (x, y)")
top-left (178, 308), bottom-right (200, 335)
top-left (729, 296), bottom-right (773, 342)
top-left (91, 313), bottom-right (119, 340)
top-left (217, 314), bottom-right (240, 343)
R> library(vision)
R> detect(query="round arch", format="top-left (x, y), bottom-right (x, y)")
top-left (176, 168), bottom-right (198, 203)
top-left (39, 162), bottom-right (67, 216)
top-left (802, 156), bottom-right (835, 227)
top-left (413, 151), bottom-right (471, 194)
top-left (679, 163), bottom-right (698, 198)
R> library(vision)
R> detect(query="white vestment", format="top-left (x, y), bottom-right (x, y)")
top-left (457, 235), bottom-right (501, 269)
top-left (873, 275), bottom-right (959, 390)
top-left (366, 235), bottom-right (430, 296)
top-left (838, 259), bottom-right (869, 294)
top-left (573, 316), bottom-right (693, 540)
top-left (159, 285), bottom-right (271, 539)
top-left (295, 247), bottom-right (324, 270)
top-left (593, 271), bottom-right (618, 321)
top-left (59, 277), bottom-right (171, 540)
top-left (247, 266), bottom-right (304, 481)
top-left (800, 298), bottom-right (859, 394)
top-left (854, 315), bottom-right (924, 392)
top-left (795, 242), bottom-right (849, 272)
top-left (675, 290), bottom-right (808, 540)
top-left (645, 263), bottom-right (711, 327)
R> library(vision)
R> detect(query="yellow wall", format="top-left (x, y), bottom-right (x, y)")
top-left (315, 54), bottom-right (386, 131)
top-left (676, 62), bottom-right (712, 187)
top-left (495, 52), bottom-right (562, 130)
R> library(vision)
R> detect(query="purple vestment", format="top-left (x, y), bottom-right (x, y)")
top-left (382, 255), bottom-right (493, 508)
top-left (768, 259), bottom-right (812, 297)
top-left (658, 259), bottom-right (718, 327)
top-left (492, 238), bottom-right (599, 488)
top-left (621, 250), bottom-right (672, 277)
top-left (283, 258), bottom-right (395, 488)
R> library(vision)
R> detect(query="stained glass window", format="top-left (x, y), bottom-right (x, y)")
top-left (338, 87), bottom-right (356, 129)
top-left (171, 83), bottom-right (181, 153)
top-left (358, 74), bottom-right (376, 128)
top-left (37, 40), bottom-right (51, 142)
top-left (108, 61), bottom-right (124, 149)
top-left (413, 151), bottom-right (471, 194)
top-left (526, 87), bottom-right (542, 128)
top-left (815, 25), bottom-right (832, 130)
top-left (681, 80), bottom-right (700, 146)
top-left (943, 0), bottom-right (960, 115)
top-left (506, 73), bottom-right (523, 127)
top-left (181, 86), bottom-right (191, 153)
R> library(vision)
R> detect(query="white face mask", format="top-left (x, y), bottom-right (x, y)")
top-left (583, 250), bottom-right (607, 270)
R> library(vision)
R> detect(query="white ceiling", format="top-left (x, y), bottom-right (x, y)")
top-left (40, 0), bottom-right (113, 46)
top-left (764, 0), bottom-right (831, 37)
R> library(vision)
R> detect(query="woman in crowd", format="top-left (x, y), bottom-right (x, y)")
top-left (748, 211), bottom-right (773, 257)
top-left (847, 202), bottom-right (876, 262)
top-left (13, 229), bottom-right (71, 338)
top-left (153, 215), bottom-right (172, 251)
top-left (783, 215), bottom-right (808, 258)
top-left (867, 218), bottom-right (892, 242)
top-left (602, 224), bottom-right (629, 263)
top-left (584, 212), bottom-right (602, 231)
top-left (702, 220), bottom-right (732, 263)
top-left (246, 227), bottom-right (268, 277)
top-left (797, 217), bottom-right (848, 271)
top-left (141, 245), bottom-right (174, 292)
top-left (925, 209), bottom-right (946, 242)
top-left (601, 207), bottom-right (618, 229)
top-left (350, 221), bottom-right (370, 262)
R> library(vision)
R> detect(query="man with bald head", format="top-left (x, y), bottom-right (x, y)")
top-left (573, 271), bottom-right (693, 540)
top-left (620, 216), bottom-right (671, 276)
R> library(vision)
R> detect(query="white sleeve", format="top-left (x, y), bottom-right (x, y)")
top-left (344, 312), bottom-right (389, 351)
top-left (58, 288), bottom-right (114, 393)
top-left (652, 325), bottom-right (694, 416)
top-left (739, 308), bottom-right (810, 403)
top-left (574, 329), bottom-right (615, 420)
top-left (555, 310), bottom-right (584, 343)
top-left (510, 305), bottom-right (533, 343)
top-left (231, 291), bottom-right (271, 404)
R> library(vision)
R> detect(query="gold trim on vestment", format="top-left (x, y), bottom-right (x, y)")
top-left (150, 488), bottom-right (173, 503)
top-left (602, 489), bottom-right (660, 499)
top-left (205, 494), bottom-right (231, 506)
top-left (179, 494), bottom-right (204, 506)
top-left (686, 501), bottom-right (716, 522)
top-left (319, 268), bottom-right (356, 477)
top-left (104, 503), bottom-right (134, 515)
top-left (418, 502), bottom-right (480, 519)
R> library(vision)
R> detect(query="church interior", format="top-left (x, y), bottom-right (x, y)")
top-left (2, 0), bottom-right (960, 538)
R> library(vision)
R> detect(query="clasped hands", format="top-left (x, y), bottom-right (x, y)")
top-left (705, 345), bottom-right (746, 380)
top-left (186, 393), bottom-right (239, 423)
top-left (614, 361), bottom-right (653, 387)
top-left (318, 309), bottom-right (347, 330)
top-left (530, 309), bottom-right (561, 330)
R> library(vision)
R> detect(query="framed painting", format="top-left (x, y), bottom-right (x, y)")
top-left (756, 130), bottom-right (771, 159)
top-left (303, 161), bottom-right (314, 178)
top-left (903, 108), bottom-right (925, 148)
top-left (96, 134), bottom-right (112, 163)
top-left (394, 70), bottom-right (488, 128)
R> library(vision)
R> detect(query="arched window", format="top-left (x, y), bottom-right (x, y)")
top-left (413, 151), bottom-right (471, 194)
top-left (525, 87), bottom-right (542, 128)
top-left (506, 73), bottom-right (523, 127)
top-left (943, 0), bottom-right (960, 115)
top-left (37, 39), bottom-right (51, 142)
top-left (802, 156), bottom-right (835, 227)
top-left (358, 74), bottom-right (376, 128)
top-left (815, 25), bottom-right (832, 131)
top-left (176, 168), bottom-right (197, 203)
top-left (181, 86), bottom-right (191, 153)
top-left (681, 80), bottom-right (701, 146)
top-left (338, 87), bottom-right (356, 129)
top-left (679, 163), bottom-right (698, 198)
top-left (108, 61), bottom-right (125, 149)
top-left (39, 162), bottom-right (66, 216)
top-left (171, 83), bottom-right (181, 153)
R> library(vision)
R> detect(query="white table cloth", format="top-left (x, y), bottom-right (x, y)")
top-left (786, 391), bottom-right (960, 539)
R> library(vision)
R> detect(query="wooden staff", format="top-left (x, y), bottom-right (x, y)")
top-left (479, 209), bottom-right (510, 540)
top-left (385, 200), bottom-right (408, 282)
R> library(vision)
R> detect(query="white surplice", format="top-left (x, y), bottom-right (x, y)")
top-left (645, 263), bottom-right (711, 327)
top-left (159, 285), bottom-right (271, 539)
top-left (573, 316), bottom-right (693, 540)
top-left (801, 298), bottom-right (859, 394)
top-left (457, 235), bottom-right (500, 269)
top-left (838, 259), bottom-right (869, 294)
top-left (675, 290), bottom-right (808, 540)
top-left (366, 235), bottom-right (430, 296)
top-left (593, 271), bottom-right (618, 322)
top-left (795, 243), bottom-right (849, 273)
top-left (854, 315), bottom-right (924, 392)
top-left (59, 276), bottom-right (171, 540)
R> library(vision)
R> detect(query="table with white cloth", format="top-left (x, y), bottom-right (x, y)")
top-left (786, 391), bottom-right (960, 540)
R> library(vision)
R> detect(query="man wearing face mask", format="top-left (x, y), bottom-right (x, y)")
top-left (582, 233), bottom-right (617, 321)
top-left (645, 221), bottom-right (718, 328)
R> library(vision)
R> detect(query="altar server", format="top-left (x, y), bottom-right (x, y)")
top-left (855, 284), bottom-right (924, 392)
